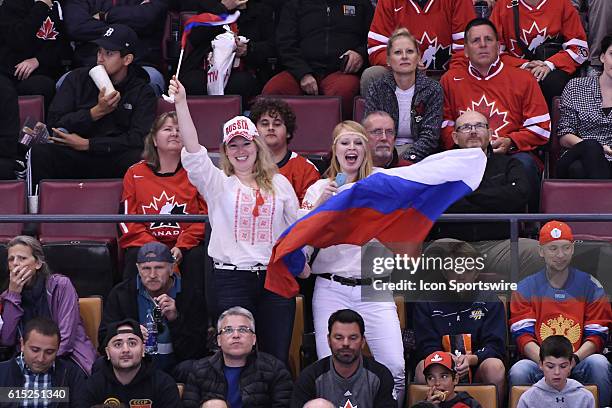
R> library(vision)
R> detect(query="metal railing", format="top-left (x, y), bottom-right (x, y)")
top-left (2, 212), bottom-right (612, 283)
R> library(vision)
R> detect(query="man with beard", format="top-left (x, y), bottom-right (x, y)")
top-left (77, 319), bottom-right (180, 406)
top-left (291, 309), bottom-right (396, 408)
top-left (509, 221), bottom-right (612, 407)
top-left (0, 317), bottom-right (85, 408)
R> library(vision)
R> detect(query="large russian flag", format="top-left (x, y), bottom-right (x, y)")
top-left (264, 148), bottom-right (487, 298)
top-left (181, 11), bottom-right (241, 48)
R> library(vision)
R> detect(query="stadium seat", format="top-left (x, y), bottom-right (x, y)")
top-left (0, 180), bottom-right (26, 242)
top-left (289, 295), bottom-right (304, 379)
top-left (263, 96), bottom-right (342, 154)
top-left (509, 384), bottom-right (598, 408)
top-left (38, 179), bottom-right (123, 297)
top-left (160, 11), bottom-right (181, 77)
top-left (353, 96), bottom-right (366, 123)
top-left (540, 179), bottom-right (612, 241)
top-left (544, 96), bottom-right (561, 178)
top-left (78, 297), bottom-right (103, 349)
top-left (0, 180), bottom-right (26, 286)
top-left (157, 96), bottom-right (242, 152)
top-left (408, 384), bottom-right (498, 408)
top-left (18, 95), bottom-right (45, 127)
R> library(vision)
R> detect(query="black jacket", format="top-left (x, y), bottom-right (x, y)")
top-left (181, 0), bottom-right (277, 83)
top-left (276, 0), bottom-right (373, 80)
top-left (98, 276), bottom-right (207, 362)
top-left (365, 70), bottom-right (444, 162)
top-left (429, 148), bottom-right (530, 241)
top-left (47, 64), bottom-right (156, 154)
top-left (63, 0), bottom-right (167, 67)
top-left (76, 358), bottom-right (181, 407)
top-left (182, 350), bottom-right (293, 408)
top-left (0, 0), bottom-right (70, 78)
top-left (0, 357), bottom-right (86, 408)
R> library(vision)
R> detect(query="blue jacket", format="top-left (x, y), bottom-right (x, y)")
top-left (0, 357), bottom-right (86, 408)
top-left (414, 292), bottom-right (507, 363)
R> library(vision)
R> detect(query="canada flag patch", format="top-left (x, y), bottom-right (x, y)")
top-left (36, 17), bottom-right (59, 40)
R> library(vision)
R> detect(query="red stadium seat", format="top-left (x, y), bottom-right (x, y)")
top-left (0, 181), bottom-right (26, 285)
top-left (18, 95), bottom-right (45, 127)
top-left (264, 96), bottom-right (342, 154)
top-left (161, 11), bottom-right (181, 76)
top-left (38, 179), bottom-right (122, 240)
top-left (540, 179), bottom-right (612, 241)
top-left (38, 179), bottom-right (124, 297)
top-left (0, 180), bottom-right (26, 242)
top-left (157, 96), bottom-right (242, 152)
top-left (353, 96), bottom-right (366, 123)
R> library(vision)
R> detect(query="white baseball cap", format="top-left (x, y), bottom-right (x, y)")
top-left (222, 116), bottom-right (259, 144)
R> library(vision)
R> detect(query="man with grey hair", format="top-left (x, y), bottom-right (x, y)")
top-left (363, 111), bottom-right (411, 169)
top-left (183, 306), bottom-right (293, 408)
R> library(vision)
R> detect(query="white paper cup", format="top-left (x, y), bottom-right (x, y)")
top-left (28, 195), bottom-right (39, 214)
top-left (89, 65), bottom-right (116, 96)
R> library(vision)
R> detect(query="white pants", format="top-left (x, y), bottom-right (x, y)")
top-left (313, 276), bottom-right (406, 400)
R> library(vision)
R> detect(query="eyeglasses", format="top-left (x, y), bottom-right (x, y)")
top-left (456, 123), bottom-right (489, 133)
top-left (368, 128), bottom-right (396, 138)
top-left (218, 326), bottom-right (255, 336)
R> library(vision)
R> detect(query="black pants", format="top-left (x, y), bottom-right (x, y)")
top-left (539, 69), bottom-right (570, 109)
top-left (181, 69), bottom-right (262, 100)
top-left (0, 75), bottom-right (22, 178)
top-left (123, 244), bottom-right (207, 297)
top-left (557, 139), bottom-right (612, 179)
top-left (30, 144), bottom-right (142, 187)
top-left (1, 73), bottom-right (56, 111)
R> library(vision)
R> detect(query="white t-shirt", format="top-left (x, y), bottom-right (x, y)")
top-left (181, 146), bottom-right (299, 268)
top-left (395, 85), bottom-right (415, 145)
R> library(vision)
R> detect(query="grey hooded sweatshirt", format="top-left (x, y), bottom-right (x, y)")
top-left (517, 378), bottom-right (596, 408)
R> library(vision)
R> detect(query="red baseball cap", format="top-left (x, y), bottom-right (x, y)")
top-left (423, 351), bottom-right (456, 373)
top-left (539, 220), bottom-right (573, 245)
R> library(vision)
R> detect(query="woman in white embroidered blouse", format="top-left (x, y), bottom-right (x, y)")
top-left (168, 78), bottom-right (302, 364)
top-left (300, 120), bottom-right (405, 403)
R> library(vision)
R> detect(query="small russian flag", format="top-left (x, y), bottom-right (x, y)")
top-left (181, 11), bottom-right (241, 48)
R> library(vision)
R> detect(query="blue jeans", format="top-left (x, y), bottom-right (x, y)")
top-left (509, 355), bottom-right (612, 406)
top-left (214, 268), bottom-right (295, 366)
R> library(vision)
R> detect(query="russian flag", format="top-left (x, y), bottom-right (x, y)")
top-left (181, 11), bottom-right (241, 48)
top-left (264, 148), bottom-right (487, 298)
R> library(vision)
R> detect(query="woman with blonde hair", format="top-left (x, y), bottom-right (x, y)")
top-left (119, 111), bottom-right (208, 295)
top-left (0, 235), bottom-right (97, 375)
top-left (168, 77), bottom-right (303, 364)
top-left (365, 27), bottom-right (443, 163)
top-left (301, 121), bottom-right (406, 404)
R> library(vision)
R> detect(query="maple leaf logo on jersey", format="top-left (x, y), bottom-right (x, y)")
top-left (418, 32), bottom-right (450, 70)
top-left (36, 17), bottom-right (59, 41)
top-left (460, 95), bottom-right (510, 138)
top-left (509, 21), bottom-right (548, 57)
top-left (141, 191), bottom-right (187, 229)
top-left (340, 400), bottom-right (357, 408)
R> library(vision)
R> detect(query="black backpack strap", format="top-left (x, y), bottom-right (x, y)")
top-left (512, 0), bottom-right (536, 60)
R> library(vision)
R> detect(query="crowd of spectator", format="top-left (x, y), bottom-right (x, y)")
top-left (0, 0), bottom-right (611, 406)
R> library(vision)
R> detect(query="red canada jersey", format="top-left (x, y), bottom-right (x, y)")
top-left (119, 161), bottom-right (208, 250)
top-left (278, 151), bottom-right (320, 205)
top-left (440, 60), bottom-right (550, 152)
top-left (490, 0), bottom-right (588, 74)
top-left (368, 0), bottom-right (475, 70)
